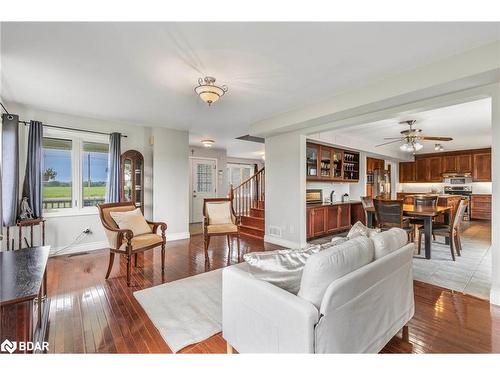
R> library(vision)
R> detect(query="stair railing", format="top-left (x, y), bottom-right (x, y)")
top-left (230, 167), bottom-right (265, 217)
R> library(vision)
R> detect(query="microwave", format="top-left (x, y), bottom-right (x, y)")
top-left (443, 177), bottom-right (472, 185)
top-left (306, 189), bottom-right (323, 204)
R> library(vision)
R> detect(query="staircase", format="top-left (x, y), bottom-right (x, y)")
top-left (230, 168), bottom-right (265, 240)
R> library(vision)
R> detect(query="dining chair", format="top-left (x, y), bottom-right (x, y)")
top-left (360, 196), bottom-right (375, 227)
top-left (417, 198), bottom-right (468, 261)
top-left (409, 195), bottom-right (439, 239)
top-left (203, 197), bottom-right (241, 266)
top-left (373, 198), bottom-right (413, 241)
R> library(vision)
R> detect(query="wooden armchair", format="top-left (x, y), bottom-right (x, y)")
top-left (97, 202), bottom-right (167, 286)
top-left (203, 198), bottom-right (240, 265)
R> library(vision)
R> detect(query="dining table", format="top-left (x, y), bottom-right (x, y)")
top-left (365, 204), bottom-right (451, 260)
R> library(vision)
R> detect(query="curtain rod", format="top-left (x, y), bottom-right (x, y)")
top-left (1, 101), bottom-right (127, 138)
top-left (20, 121), bottom-right (128, 138)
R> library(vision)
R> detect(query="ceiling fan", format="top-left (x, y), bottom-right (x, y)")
top-left (375, 120), bottom-right (453, 152)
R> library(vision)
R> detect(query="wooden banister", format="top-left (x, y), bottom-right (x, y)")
top-left (230, 167), bottom-right (265, 217)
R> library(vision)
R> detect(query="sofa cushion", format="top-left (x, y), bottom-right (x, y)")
top-left (371, 228), bottom-right (409, 259)
top-left (110, 208), bottom-right (152, 236)
top-left (243, 245), bottom-right (321, 294)
top-left (347, 221), bottom-right (381, 239)
top-left (298, 236), bottom-right (375, 308)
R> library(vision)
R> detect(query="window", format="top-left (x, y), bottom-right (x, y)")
top-left (42, 138), bottom-right (73, 209)
top-left (196, 163), bottom-right (214, 193)
top-left (82, 142), bottom-right (109, 207)
top-left (227, 163), bottom-right (254, 188)
top-left (41, 129), bottom-right (109, 214)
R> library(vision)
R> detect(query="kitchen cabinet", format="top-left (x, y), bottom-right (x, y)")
top-left (457, 154), bottom-right (472, 173)
top-left (306, 141), bottom-right (359, 182)
top-left (442, 155), bottom-right (458, 173)
top-left (428, 157), bottom-right (443, 182)
top-left (471, 194), bottom-right (491, 220)
top-left (416, 158), bottom-right (430, 182)
top-left (307, 202), bottom-right (356, 240)
top-left (399, 162), bottom-right (416, 183)
top-left (473, 152), bottom-right (491, 182)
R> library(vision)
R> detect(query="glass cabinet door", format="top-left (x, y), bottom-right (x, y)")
top-left (123, 158), bottom-right (133, 202)
top-left (121, 150), bottom-right (144, 213)
top-left (332, 149), bottom-right (343, 179)
top-left (134, 158), bottom-right (143, 209)
top-left (320, 147), bottom-right (332, 178)
top-left (306, 144), bottom-right (319, 177)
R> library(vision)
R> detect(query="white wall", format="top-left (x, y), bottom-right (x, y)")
top-left (2, 103), bottom-right (155, 254)
top-left (265, 132), bottom-right (306, 248)
top-left (153, 127), bottom-right (190, 240)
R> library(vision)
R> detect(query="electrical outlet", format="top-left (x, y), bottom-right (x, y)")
top-left (83, 228), bottom-right (92, 234)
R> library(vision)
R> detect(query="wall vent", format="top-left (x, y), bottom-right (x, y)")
top-left (269, 226), bottom-right (282, 237)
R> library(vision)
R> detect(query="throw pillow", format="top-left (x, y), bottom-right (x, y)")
top-left (371, 228), bottom-right (409, 259)
top-left (110, 208), bottom-right (152, 236)
top-left (347, 221), bottom-right (380, 239)
top-left (298, 236), bottom-right (375, 308)
top-left (243, 245), bottom-right (321, 294)
top-left (319, 236), bottom-right (348, 250)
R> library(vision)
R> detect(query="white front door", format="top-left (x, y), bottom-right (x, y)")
top-left (190, 158), bottom-right (217, 223)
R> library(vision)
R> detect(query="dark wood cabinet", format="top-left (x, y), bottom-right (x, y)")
top-left (307, 202), bottom-right (356, 240)
top-left (121, 150), bottom-right (145, 213)
top-left (400, 148), bottom-right (490, 183)
top-left (306, 141), bottom-right (359, 182)
top-left (471, 194), bottom-right (491, 220)
top-left (399, 161), bottom-right (416, 183)
top-left (473, 152), bottom-right (491, 182)
top-left (457, 154), bottom-right (472, 173)
top-left (428, 156), bottom-right (443, 182)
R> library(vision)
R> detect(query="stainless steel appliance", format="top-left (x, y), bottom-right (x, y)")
top-left (373, 169), bottom-right (391, 197)
top-left (442, 173), bottom-right (472, 185)
top-left (443, 185), bottom-right (472, 221)
top-left (306, 189), bottom-right (323, 204)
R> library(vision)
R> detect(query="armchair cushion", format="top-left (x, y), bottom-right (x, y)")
top-left (207, 223), bottom-right (238, 234)
top-left (110, 208), bottom-right (152, 236)
top-left (119, 233), bottom-right (163, 250)
top-left (206, 201), bottom-right (233, 225)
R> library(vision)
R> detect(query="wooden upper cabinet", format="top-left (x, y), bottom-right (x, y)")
top-left (415, 158), bottom-right (430, 182)
top-left (473, 152), bottom-right (491, 182)
top-left (442, 155), bottom-right (457, 173)
top-left (457, 154), bottom-right (472, 173)
top-left (399, 162), bottom-right (416, 183)
top-left (306, 141), bottom-right (358, 182)
top-left (428, 156), bottom-right (443, 182)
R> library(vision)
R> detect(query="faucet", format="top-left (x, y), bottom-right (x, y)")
top-left (330, 190), bottom-right (335, 203)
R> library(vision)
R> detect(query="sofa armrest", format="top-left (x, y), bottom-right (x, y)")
top-left (222, 264), bottom-right (319, 353)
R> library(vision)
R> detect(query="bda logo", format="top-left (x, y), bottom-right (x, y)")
top-left (1, 339), bottom-right (17, 353)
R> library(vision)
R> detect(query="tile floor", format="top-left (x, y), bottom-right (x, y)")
top-left (310, 221), bottom-right (492, 300)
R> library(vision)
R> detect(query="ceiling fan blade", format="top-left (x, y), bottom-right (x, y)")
top-left (375, 139), bottom-right (402, 147)
top-left (420, 136), bottom-right (453, 141)
top-left (383, 137), bottom-right (404, 140)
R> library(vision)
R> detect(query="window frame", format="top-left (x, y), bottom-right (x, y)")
top-left (42, 128), bottom-right (109, 217)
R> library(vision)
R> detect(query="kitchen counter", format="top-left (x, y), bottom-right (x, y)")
top-left (307, 200), bottom-right (361, 207)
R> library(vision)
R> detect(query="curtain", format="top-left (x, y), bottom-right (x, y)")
top-left (105, 132), bottom-right (121, 203)
top-left (22, 120), bottom-right (43, 218)
top-left (1, 113), bottom-right (20, 226)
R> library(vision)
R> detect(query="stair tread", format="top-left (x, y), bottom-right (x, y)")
top-left (239, 224), bottom-right (265, 232)
top-left (250, 207), bottom-right (264, 211)
top-left (241, 215), bottom-right (264, 220)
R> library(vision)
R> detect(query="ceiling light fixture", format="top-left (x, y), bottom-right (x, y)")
top-left (195, 76), bottom-right (228, 106)
top-left (434, 143), bottom-right (444, 151)
top-left (201, 139), bottom-right (215, 148)
top-left (400, 140), bottom-right (423, 152)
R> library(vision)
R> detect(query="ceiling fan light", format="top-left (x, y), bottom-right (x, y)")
top-left (413, 142), bottom-right (423, 151)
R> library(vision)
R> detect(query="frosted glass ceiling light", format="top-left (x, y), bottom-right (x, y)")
top-left (195, 76), bottom-right (228, 106)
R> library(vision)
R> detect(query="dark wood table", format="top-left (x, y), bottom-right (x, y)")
top-left (0, 246), bottom-right (50, 353)
top-left (366, 205), bottom-right (451, 260)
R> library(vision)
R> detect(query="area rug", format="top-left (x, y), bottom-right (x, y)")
top-left (134, 269), bottom-right (222, 352)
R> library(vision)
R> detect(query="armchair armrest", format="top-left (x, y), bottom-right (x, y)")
top-left (146, 220), bottom-right (167, 235)
top-left (222, 264), bottom-right (319, 353)
top-left (100, 220), bottom-right (134, 249)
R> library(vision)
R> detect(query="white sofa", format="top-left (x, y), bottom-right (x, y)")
top-left (222, 230), bottom-right (415, 353)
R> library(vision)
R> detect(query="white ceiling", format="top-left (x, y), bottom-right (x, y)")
top-left (1, 22), bottom-right (499, 158)
top-left (329, 98), bottom-right (492, 155)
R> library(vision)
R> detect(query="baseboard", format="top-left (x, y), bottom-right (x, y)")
top-left (167, 231), bottom-right (190, 241)
top-left (490, 286), bottom-right (500, 306)
top-left (50, 241), bottom-right (108, 257)
top-left (263, 235), bottom-right (302, 249)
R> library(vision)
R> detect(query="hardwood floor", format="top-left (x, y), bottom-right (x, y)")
top-left (45, 233), bottom-right (500, 353)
